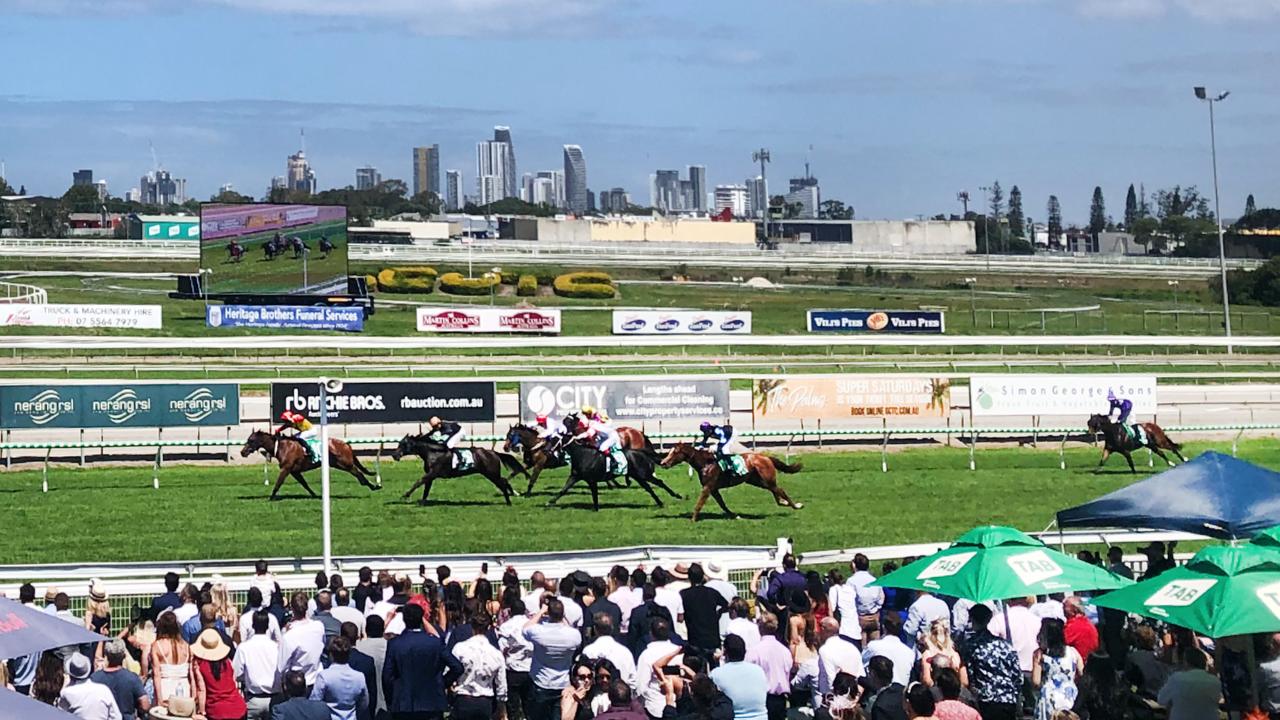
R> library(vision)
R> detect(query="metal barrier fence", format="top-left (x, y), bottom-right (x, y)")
top-left (0, 279), bottom-right (47, 304)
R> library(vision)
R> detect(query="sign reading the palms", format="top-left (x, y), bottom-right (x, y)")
top-left (753, 376), bottom-right (951, 421)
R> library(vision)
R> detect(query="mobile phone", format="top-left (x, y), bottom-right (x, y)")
top-left (418, 564), bottom-right (426, 577)
top-left (662, 666), bottom-right (681, 676)
top-left (482, 562), bottom-right (489, 574)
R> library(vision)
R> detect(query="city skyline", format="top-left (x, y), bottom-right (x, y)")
top-left (0, 1), bottom-right (1277, 221)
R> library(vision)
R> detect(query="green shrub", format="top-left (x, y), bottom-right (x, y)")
top-left (517, 274), bottom-right (538, 297)
top-left (377, 266), bottom-right (437, 294)
top-left (500, 271), bottom-right (520, 285)
top-left (365, 274), bottom-right (379, 292)
top-left (554, 271), bottom-right (616, 299)
top-left (439, 271), bottom-right (500, 296)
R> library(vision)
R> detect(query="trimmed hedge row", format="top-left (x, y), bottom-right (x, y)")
top-left (516, 274), bottom-right (538, 296)
top-left (553, 271), bottom-right (616, 299)
top-left (377, 266), bottom-right (437, 293)
top-left (439, 271), bottom-right (500, 296)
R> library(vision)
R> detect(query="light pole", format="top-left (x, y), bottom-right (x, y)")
top-left (753, 148), bottom-right (771, 243)
top-left (1195, 86), bottom-right (1232, 353)
top-left (965, 277), bottom-right (977, 328)
top-left (317, 376), bottom-right (342, 573)
top-left (1168, 279), bottom-right (1180, 307)
top-left (979, 186), bottom-right (992, 270)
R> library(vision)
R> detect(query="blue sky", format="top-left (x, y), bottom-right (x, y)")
top-left (1, 0), bottom-right (1277, 222)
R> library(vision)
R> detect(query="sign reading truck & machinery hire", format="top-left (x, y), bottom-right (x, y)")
top-left (807, 310), bottom-right (945, 334)
top-left (752, 376), bottom-right (951, 420)
top-left (969, 374), bottom-right (1158, 417)
top-left (0, 304), bottom-right (162, 329)
top-left (271, 381), bottom-right (496, 424)
top-left (416, 307), bottom-right (562, 334)
top-left (0, 384), bottom-right (239, 429)
top-left (519, 379), bottom-right (731, 422)
top-left (206, 305), bottom-right (364, 332)
top-left (611, 311), bottom-right (751, 335)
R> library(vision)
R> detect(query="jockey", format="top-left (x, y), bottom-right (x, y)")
top-left (1107, 390), bottom-right (1135, 439)
top-left (276, 410), bottom-right (320, 462)
top-left (428, 416), bottom-right (467, 468)
top-left (534, 414), bottom-right (562, 442)
top-left (577, 413), bottom-right (625, 476)
top-left (697, 421), bottom-right (745, 460)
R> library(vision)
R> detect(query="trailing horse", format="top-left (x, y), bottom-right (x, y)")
top-left (391, 434), bottom-right (527, 506)
top-left (504, 424), bottom-right (570, 495)
top-left (226, 241), bottom-right (244, 263)
top-left (562, 413), bottom-right (661, 460)
top-left (240, 430), bottom-right (379, 500)
top-left (659, 442), bottom-right (803, 522)
top-left (1086, 414), bottom-right (1187, 473)
top-left (319, 237), bottom-right (336, 258)
top-left (546, 439), bottom-right (682, 512)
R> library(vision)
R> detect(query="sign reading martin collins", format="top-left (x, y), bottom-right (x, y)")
top-left (207, 305), bottom-right (364, 332)
top-left (808, 310), bottom-right (945, 334)
top-left (0, 384), bottom-right (239, 429)
top-left (416, 307), bottom-right (562, 333)
top-left (969, 374), bottom-right (1157, 417)
top-left (0, 304), bottom-right (162, 330)
top-left (611, 311), bottom-right (751, 335)
top-left (520, 379), bottom-right (730, 422)
top-left (272, 381), bottom-right (496, 424)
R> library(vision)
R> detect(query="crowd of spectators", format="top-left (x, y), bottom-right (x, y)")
top-left (2, 542), bottom-right (1275, 720)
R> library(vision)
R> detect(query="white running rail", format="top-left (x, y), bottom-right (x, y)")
top-left (0, 280), bottom-right (47, 304)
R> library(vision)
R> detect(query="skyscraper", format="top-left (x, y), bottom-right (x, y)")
top-left (714, 185), bottom-right (749, 217)
top-left (563, 145), bottom-right (587, 214)
top-left (598, 188), bottom-right (630, 213)
top-left (520, 173), bottom-right (535, 203)
top-left (286, 139), bottom-right (315, 195)
top-left (688, 165), bottom-right (707, 212)
top-left (476, 140), bottom-right (512, 205)
top-left (746, 176), bottom-right (767, 218)
top-left (73, 169), bottom-right (93, 187)
top-left (445, 169), bottom-right (463, 211)
top-left (493, 127), bottom-right (517, 199)
top-left (412, 145), bottom-right (440, 198)
top-left (531, 177), bottom-right (556, 206)
top-left (537, 170), bottom-right (565, 209)
top-left (355, 166), bottom-right (381, 191)
top-left (141, 169), bottom-right (185, 205)
top-left (650, 170), bottom-right (680, 213)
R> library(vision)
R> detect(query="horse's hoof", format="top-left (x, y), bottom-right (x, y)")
top-left (793, 502), bottom-right (804, 509)
top-left (268, 495), bottom-right (281, 502)
top-left (417, 499), bottom-right (430, 507)
top-left (371, 485), bottom-right (383, 491)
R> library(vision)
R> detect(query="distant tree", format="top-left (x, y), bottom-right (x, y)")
top-left (819, 199), bottom-right (853, 220)
top-left (1088, 186), bottom-right (1107, 236)
top-left (19, 185), bottom-right (27, 196)
top-left (211, 189), bottom-right (252, 203)
top-left (1138, 183), bottom-right (1150, 219)
top-left (0, 177), bottom-right (14, 196)
top-left (1007, 185), bottom-right (1025, 239)
top-left (1130, 216), bottom-right (1162, 253)
top-left (1047, 195), bottom-right (1063, 245)
top-left (61, 184), bottom-right (103, 214)
top-left (1245, 194), bottom-right (1257, 218)
top-left (988, 181), bottom-right (1004, 219)
top-left (1124, 184), bottom-right (1138, 230)
top-left (1154, 185), bottom-right (1212, 220)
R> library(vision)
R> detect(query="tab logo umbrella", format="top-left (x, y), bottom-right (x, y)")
top-left (918, 551), bottom-right (977, 581)
top-left (1145, 578), bottom-right (1218, 612)
top-left (1007, 550), bottom-right (1064, 586)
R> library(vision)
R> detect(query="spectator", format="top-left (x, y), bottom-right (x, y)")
top-left (553, 577), bottom-right (585, 630)
top-left (745, 613), bottom-right (791, 720)
top-left (651, 570), bottom-right (684, 637)
top-left (709, 634), bottom-right (767, 720)
top-left (1031, 595), bottom-right (1066, 623)
top-left (594, 680), bottom-right (646, 720)
top-left (314, 591), bottom-right (343, 648)
top-left (582, 614), bottom-right (638, 688)
top-left (1123, 625), bottom-right (1169, 699)
top-left (382, 602), bottom-right (463, 720)
top-left (250, 560), bottom-right (277, 601)
top-left (679, 565), bottom-right (728, 661)
top-left (524, 598), bottom-right (584, 720)
top-left (32, 651), bottom-right (65, 706)
top-left (903, 681), bottom-right (936, 720)
top-left (1031, 619), bottom-right (1082, 720)
top-left (498, 598), bottom-right (534, 720)
top-left (863, 613), bottom-right (915, 688)
top-left (58, 652), bottom-right (121, 720)
top-left (353, 567), bottom-right (378, 614)
top-left (932, 668), bottom-right (978, 720)
top-left (312, 636), bottom-right (370, 720)
top-left (626, 586), bottom-right (675, 656)
top-left (84, 579), bottom-right (112, 639)
top-left (918, 618), bottom-right (963, 687)
top-left (1156, 648), bottom-right (1220, 720)
top-left (52, 592), bottom-right (80, 630)
top-left (862, 656), bottom-right (906, 720)
top-left (152, 572), bottom-right (182, 616)
top-left (628, 570), bottom-right (647, 609)
top-left (818, 617), bottom-right (864, 696)
top-left (990, 597), bottom-right (1042, 675)
top-left (240, 587), bottom-right (282, 644)
top-left (1139, 542), bottom-right (1176, 581)
top-left (702, 564), bottom-right (737, 609)
top-left (659, 673), bottom-right (731, 720)
top-left (845, 555), bottom-right (884, 642)
top-left (233, 611), bottom-right (281, 720)
top-left (1061, 599), bottom-right (1098, 663)
top-left (173, 584), bottom-right (201, 626)
top-left (724, 599), bottom-right (760, 651)
top-left (806, 573), bottom-right (832, 626)
top-left (151, 609), bottom-right (195, 705)
top-left (341, 622), bottom-right (380, 720)
top-left (903, 590), bottom-right (949, 643)
top-left (191, 628), bottom-right (247, 720)
top-left (9, 583), bottom-right (41, 695)
top-left (764, 554), bottom-right (806, 607)
top-left (607, 567), bottom-right (640, 634)
top-left (272, 670), bottom-right (332, 720)
top-left (281, 591), bottom-right (327, 688)
top-left (332, 589), bottom-right (366, 630)
top-left (91, 639), bottom-right (150, 720)
top-left (523, 572), bottom-right (549, 612)
top-left (636, 618), bottom-right (683, 719)
top-left (183, 598), bottom-right (224, 644)
top-left (210, 579), bottom-right (240, 641)
top-left (958, 604), bottom-right (1021, 720)
top-left (814, 671), bottom-right (861, 720)
top-left (452, 612), bottom-right (507, 720)
top-left (560, 660), bottom-right (604, 720)
top-left (356, 615), bottom-right (389, 720)
top-left (1071, 654), bottom-right (1132, 720)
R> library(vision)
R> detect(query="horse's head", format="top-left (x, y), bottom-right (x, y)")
top-left (391, 434), bottom-right (414, 461)
top-left (562, 412), bottom-right (582, 434)
top-left (505, 424), bottom-right (532, 452)
top-left (659, 442), bottom-right (695, 469)
top-left (241, 430), bottom-right (273, 458)
top-left (1086, 414), bottom-right (1108, 434)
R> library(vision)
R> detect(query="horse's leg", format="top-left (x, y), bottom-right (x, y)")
top-left (419, 475), bottom-right (437, 506)
top-left (629, 471), bottom-right (665, 509)
top-left (546, 473), bottom-right (579, 506)
top-left (1122, 451), bottom-right (1137, 474)
top-left (589, 476), bottom-right (600, 512)
top-left (690, 483), bottom-right (714, 522)
top-left (1151, 447), bottom-right (1174, 467)
top-left (524, 460), bottom-right (544, 496)
top-left (402, 474), bottom-right (426, 501)
top-left (645, 471), bottom-right (683, 500)
top-left (486, 467), bottom-right (514, 506)
top-left (1093, 448), bottom-right (1111, 474)
top-left (268, 467), bottom-right (291, 500)
top-left (293, 471), bottom-right (318, 498)
top-left (766, 475), bottom-right (803, 509)
top-left (710, 488), bottom-right (737, 519)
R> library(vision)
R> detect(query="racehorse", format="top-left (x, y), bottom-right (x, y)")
top-left (226, 241), bottom-right (244, 263)
top-left (504, 424), bottom-right (571, 495)
top-left (319, 236), bottom-right (336, 258)
top-left (240, 430), bottom-right (380, 500)
top-left (289, 236), bottom-right (308, 259)
top-left (562, 412), bottom-right (661, 459)
top-left (659, 442), bottom-right (804, 522)
top-left (546, 438), bottom-right (682, 512)
top-left (391, 434), bottom-right (527, 506)
top-left (263, 238), bottom-right (282, 261)
top-left (1086, 414), bottom-right (1187, 473)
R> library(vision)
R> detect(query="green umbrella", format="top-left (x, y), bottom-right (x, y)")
top-left (1250, 525), bottom-right (1280, 549)
top-left (871, 525), bottom-right (1133, 602)
top-left (1092, 544), bottom-right (1280, 638)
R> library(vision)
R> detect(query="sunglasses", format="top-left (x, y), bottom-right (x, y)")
top-left (576, 673), bottom-right (593, 680)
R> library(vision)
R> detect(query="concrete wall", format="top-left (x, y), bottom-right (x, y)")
top-left (589, 218), bottom-right (755, 244)
top-left (850, 220), bottom-right (974, 254)
top-left (370, 220), bottom-right (455, 241)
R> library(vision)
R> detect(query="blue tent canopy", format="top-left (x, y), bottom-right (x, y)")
top-left (0, 689), bottom-right (77, 719)
top-left (1056, 451), bottom-right (1280, 540)
top-left (0, 596), bottom-right (105, 661)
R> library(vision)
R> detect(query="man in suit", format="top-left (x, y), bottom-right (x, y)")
top-left (272, 670), bottom-right (331, 720)
top-left (625, 585), bottom-right (677, 657)
top-left (341, 621), bottom-right (380, 720)
top-left (382, 602), bottom-right (464, 720)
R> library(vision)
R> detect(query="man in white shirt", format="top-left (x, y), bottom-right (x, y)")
top-left (452, 614), bottom-right (509, 717)
top-left (845, 555), bottom-right (885, 640)
top-left (172, 584), bottom-right (200, 626)
top-left (522, 571), bottom-right (549, 615)
top-left (580, 614), bottom-right (637, 687)
top-left (249, 560), bottom-right (277, 601)
top-left (1158, 648), bottom-right (1222, 720)
top-left (497, 598), bottom-right (534, 720)
top-left (816, 617), bottom-right (864, 697)
top-left (652, 569), bottom-right (685, 638)
top-left (233, 611), bottom-right (281, 720)
top-left (355, 615), bottom-right (389, 719)
top-left (860, 612), bottom-right (915, 687)
top-left (555, 577), bottom-right (584, 629)
top-left (1030, 594), bottom-right (1066, 622)
top-left (58, 653), bottom-right (122, 720)
top-left (988, 597), bottom-right (1043, 673)
top-left (634, 617), bottom-right (682, 718)
top-left (330, 588), bottom-right (366, 630)
top-left (239, 587), bottom-right (281, 643)
top-left (724, 598), bottom-right (761, 651)
top-left (704, 562), bottom-right (738, 640)
top-left (903, 590), bottom-right (950, 641)
top-left (280, 591), bottom-right (327, 687)
top-left (607, 566), bottom-right (640, 633)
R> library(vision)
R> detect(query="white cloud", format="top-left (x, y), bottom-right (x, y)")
top-left (1076, 0), bottom-right (1280, 19)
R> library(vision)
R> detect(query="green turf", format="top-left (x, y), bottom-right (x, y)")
top-left (1, 440), bottom-right (1270, 565)
top-left (199, 220), bottom-right (348, 294)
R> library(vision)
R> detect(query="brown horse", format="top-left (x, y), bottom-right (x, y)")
top-left (391, 434), bottom-right (527, 506)
top-left (1086, 414), bottom-right (1187, 473)
top-left (241, 430), bottom-right (380, 500)
top-left (659, 442), bottom-right (803, 521)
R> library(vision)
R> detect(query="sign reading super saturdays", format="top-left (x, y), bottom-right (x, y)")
top-left (0, 384), bottom-right (239, 429)
top-left (207, 305), bottom-right (364, 332)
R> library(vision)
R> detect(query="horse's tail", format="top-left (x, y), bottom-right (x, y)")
top-left (1146, 423), bottom-right (1181, 451)
top-left (498, 452), bottom-right (530, 479)
top-left (766, 455), bottom-right (803, 474)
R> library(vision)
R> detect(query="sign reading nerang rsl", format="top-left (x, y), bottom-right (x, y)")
top-left (0, 384), bottom-right (239, 429)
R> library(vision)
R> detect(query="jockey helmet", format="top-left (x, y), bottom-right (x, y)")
top-left (535, 415), bottom-right (548, 425)
top-left (581, 405), bottom-right (596, 416)
top-left (700, 421), bottom-right (713, 433)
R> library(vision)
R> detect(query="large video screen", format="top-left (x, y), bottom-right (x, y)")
top-left (199, 203), bottom-right (349, 294)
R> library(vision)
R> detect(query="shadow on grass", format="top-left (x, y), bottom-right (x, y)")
top-left (392, 498), bottom-right (514, 508)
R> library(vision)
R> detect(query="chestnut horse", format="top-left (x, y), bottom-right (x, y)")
top-left (1086, 414), bottom-right (1187, 473)
top-left (241, 430), bottom-right (380, 500)
top-left (659, 443), bottom-right (803, 521)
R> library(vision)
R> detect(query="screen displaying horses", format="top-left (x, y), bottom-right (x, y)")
top-left (199, 203), bottom-right (349, 294)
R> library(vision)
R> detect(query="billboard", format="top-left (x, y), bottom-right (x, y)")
top-left (970, 375), bottom-right (1158, 416)
top-left (611, 311), bottom-right (751, 335)
top-left (207, 305), bottom-right (364, 332)
top-left (807, 310), bottom-right (945, 334)
top-left (416, 307), bottom-right (562, 334)
top-left (519, 379), bottom-right (731, 422)
top-left (199, 203), bottom-right (349, 294)
top-left (271, 381), bottom-right (496, 424)
top-left (0, 304), bottom-right (162, 330)
top-left (752, 376), bottom-right (951, 421)
top-left (0, 384), bottom-right (239, 429)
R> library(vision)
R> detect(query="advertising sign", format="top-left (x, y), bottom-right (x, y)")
top-left (752, 376), bottom-right (951, 420)
top-left (416, 307), bottom-right (562, 334)
top-left (969, 375), bottom-right (1158, 416)
top-left (0, 384), bottom-right (239, 429)
top-left (611, 311), bottom-right (751, 335)
top-left (807, 310), bottom-right (945, 334)
top-left (0, 304), bottom-right (162, 330)
top-left (271, 381), bottom-right (495, 424)
top-left (206, 305), bottom-right (364, 332)
top-left (519, 379), bottom-right (731, 422)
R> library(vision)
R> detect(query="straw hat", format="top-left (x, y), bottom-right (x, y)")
top-left (669, 563), bottom-right (690, 581)
top-left (150, 696), bottom-right (197, 718)
top-left (89, 578), bottom-right (108, 602)
top-left (44, 586), bottom-right (60, 604)
top-left (191, 628), bottom-right (231, 662)
top-left (704, 561), bottom-right (729, 582)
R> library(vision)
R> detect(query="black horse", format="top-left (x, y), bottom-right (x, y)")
top-left (546, 438), bottom-right (682, 512)
top-left (263, 237), bottom-right (283, 260)
top-left (290, 236), bottom-right (308, 259)
top-left (391, 433), bottom-right (527, 505)
top-left (319, 236), bottom-right (336, 258)
top-left (1086, 414), bottom-right (1187, 473)
top-left (226, 240), bottom-right (244, 263)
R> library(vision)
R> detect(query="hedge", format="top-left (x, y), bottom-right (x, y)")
top-left (554, 271), bottom-right (616, 299)
top-left (439, 272), bottom-right (500, 296)
top-left (376, 266), bottom-right (437, 294)
top-left (516, 274), bottom-right (538, 297)
top-left (364, 274), bottom-right (379, 293)
top-left (500, 271), bottom-right (520, 285)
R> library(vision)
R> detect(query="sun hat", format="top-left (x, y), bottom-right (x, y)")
top-left (190, 628), bottom-right (231, 662)
top-left (669, 563), bottom-right (690, 581)
top-left (65, 652), bottom-right (92, 680)
top-left (44, 586), bottom-right (60, 603)
top-left (704, 561), bottom-right (729, 581)
top-left (150, 696), bottom-right (197, 718)
top-left (89, 578), bottom-right (108, 602)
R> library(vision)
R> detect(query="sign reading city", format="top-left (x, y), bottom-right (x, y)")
top-left (969, 375), bottom-right (1158, 416)
top-left (0, 384), bottom-right (239, 429)
top-left (611, 311), bottom-right (752, 335)
top-left (416, 307), bottom-right (562, 334)
top-left (807, 310), bottom-right (945, 334)
top-left (519, 379), bottom-right (731, 422)
top-left (206, 305), bottom-right (364, 332)
top-left (270, 380), bottom-right (496, 424)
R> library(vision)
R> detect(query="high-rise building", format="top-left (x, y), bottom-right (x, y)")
top-left (493, 127), bottom-right (517, 199)
top-left (587, 189), bottom-right (596, 213)
top-left (678, 180), bottom-right (695, 212)
top-left (445, 169), bottom-right (463, 211)
top-left (520, 173), bottom-right (535, 203)
top-left (786, 186), bottom-right (820, 219)
top-left (478, 175), bottom-right (503, 207)
top-left (92, 180), bottom-right (108, 200)
top-left (650, 170), bottom-right (680, 213)
top-left (73, 169), bottom-right (93, 187)
top-left (355, 166), bottom-right (381, 191)
top-left (746, 176), bottom-right (768, 218)
top-left (140, 169), bottom-right (185, 205)
top-left (688, 165), bottom-right (707, 212)
top-left (531, 177), bottom-right (556, 206)
top-left (714, 184), bottom-right (749, 217)
top-left (287, 144), bottom-right (316, 195)
top-left (412, 145), bottom-right (440, 198)
top-left (537, 171), bottom-right (565, 209)
top-left (476, 140), bottom-right (512, 204)
top-left (598, 187), bottom-right (630, 213)
top-left (563, 145), bottom-right (588, 214)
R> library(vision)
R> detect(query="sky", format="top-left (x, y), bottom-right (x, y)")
top-left (1, 0), bottom-right (1278, 223)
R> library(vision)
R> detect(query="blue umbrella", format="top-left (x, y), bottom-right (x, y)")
top-left (0, 688), bottom-right (78, 719)
top-left (0, 596), bottom-right (107, 660)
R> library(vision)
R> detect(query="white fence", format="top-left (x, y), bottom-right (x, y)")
top-left (0, 280), bottom-right (47, 304)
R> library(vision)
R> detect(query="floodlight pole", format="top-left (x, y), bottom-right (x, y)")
top-left (1196, 87), bottom-right (1232, 353)
top-left (319, 378), bottom-right (332, 573)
